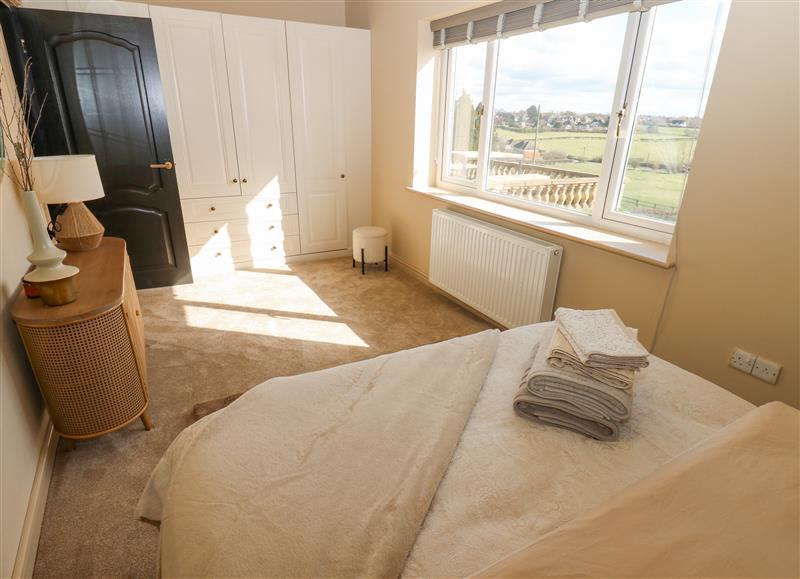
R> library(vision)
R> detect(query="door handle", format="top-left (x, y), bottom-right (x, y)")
top-left (615, 104), bottom-right (627, 139)
top-left (149, 161), bottom-right (174, 170)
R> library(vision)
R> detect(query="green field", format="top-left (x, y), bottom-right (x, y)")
top-left (548, 160), bottom-right (689, 211)
top-left (492, 126), bottom-right (698, 221)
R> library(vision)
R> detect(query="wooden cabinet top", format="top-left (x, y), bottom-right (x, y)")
top-left (12, 237), bottom-right (128, 326)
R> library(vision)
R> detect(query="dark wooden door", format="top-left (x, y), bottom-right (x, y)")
top-left (2, 8), bottom-right (192, 288)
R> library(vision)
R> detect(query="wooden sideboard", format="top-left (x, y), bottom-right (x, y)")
top-left (11, 237), bottom-right (152, 442)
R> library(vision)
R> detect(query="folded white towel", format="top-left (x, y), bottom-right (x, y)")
top-left (554, 308), bottom-right (649, 369)
top-left (514, 327), bottom-right (633, 441)
top-left (547, 326), bottom-right (636, 390)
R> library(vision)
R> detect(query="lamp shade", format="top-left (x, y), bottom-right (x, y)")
top-left (31, 155), bottom-right (105, 204)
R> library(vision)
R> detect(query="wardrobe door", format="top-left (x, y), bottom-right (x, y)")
top-left (287, 21), bottom-right (348, 254)
top-left (341, 27), bottom-right (372, 242)
top-left (222, 14), bottom-right (296, 198)
top-left (151, 5), bottom-right (240, 199)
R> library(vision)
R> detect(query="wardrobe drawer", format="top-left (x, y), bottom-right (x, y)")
top-left (184, 215), bottom-right (300, 246)
top-left (190, 235), bottom-right (301, 263)
top-left (181, 193), bottom-right (297, 223)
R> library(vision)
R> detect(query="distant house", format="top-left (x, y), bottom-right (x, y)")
top-left (502, 139), bottom-right (542, 162)
top-left (669, 119), bottom-right (688, 128)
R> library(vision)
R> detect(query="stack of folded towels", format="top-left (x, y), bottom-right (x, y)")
top-left (514, 308), bottom-right (650, 441)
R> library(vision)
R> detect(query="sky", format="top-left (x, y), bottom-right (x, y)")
top-left (451, 0), bottom-right (730, 119)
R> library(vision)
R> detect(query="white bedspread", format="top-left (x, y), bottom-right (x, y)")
top-left (138, 329), bottom-right (501, 578)
top-left (402, 323), bottom-right (754, 577)
top-left (139, 323), bottom-right (754, 578)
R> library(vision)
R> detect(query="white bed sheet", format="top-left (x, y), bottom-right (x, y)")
top-left (401, 323), bottom-right (754, 577)
top-left (140, 322), bottom-right (754, 577)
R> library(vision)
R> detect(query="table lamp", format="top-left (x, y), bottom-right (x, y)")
top-left (20, 155), bottom-right (104, 306)
top-left (32, 154), bottom-right (106, 251)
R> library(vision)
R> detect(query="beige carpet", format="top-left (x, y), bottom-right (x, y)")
top-left (32, 257), bottom-right (492, 578)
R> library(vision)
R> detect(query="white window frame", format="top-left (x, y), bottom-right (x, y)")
top-left (440, 47), bottom-right (474, 189)
top-left (434, 7), bottom-right (702, 244)
top-left (602, 10), bottom-right (677, 234)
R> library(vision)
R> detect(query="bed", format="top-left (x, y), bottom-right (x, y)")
top-left (138, 322), bottom-right (761, 577)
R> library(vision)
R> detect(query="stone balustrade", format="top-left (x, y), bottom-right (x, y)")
top-left (447, 157), bottom-right (600, 212)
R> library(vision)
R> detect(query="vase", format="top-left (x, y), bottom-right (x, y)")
top-left (20, 189), bottom-right (80, 305)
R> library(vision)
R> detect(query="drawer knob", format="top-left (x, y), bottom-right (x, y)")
top-left (242, 178), bottom-right (248, 183)
top-left (268, 225), bottom-right (275, 230)
top-left (267, 203), bottom-right (273, 209)
top-left (215, 251), bottom-right (222, 257)
top-left (232, 178), bottom-right (238, 183)
top-left (213, 229), bottom-right (219, 234)
top-left (135, 310), bottom-right (141, 317)
top-left (210, 206), bottom-right (216, 212)
top-left (271, 245), bottom-right (277, 251)
top-left (340, 174), bottom-right (345, 179)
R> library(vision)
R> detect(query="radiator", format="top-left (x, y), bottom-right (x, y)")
top-left (429, 209), bottom-right (562, 328)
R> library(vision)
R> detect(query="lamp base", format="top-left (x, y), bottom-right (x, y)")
top-left (22, 261), bottom-right (79, 284)
top-left (20, 189), bottom-right (81, 286)
top-left (57, 231), bottom-right (104, 252)
top-left (56, 202), bottom-right (105, 251)
top-left (32, 274), bottom-right (78, 306)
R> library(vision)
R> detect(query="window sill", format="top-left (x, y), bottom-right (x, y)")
top-left (407, 185), bottom-right (674, 269)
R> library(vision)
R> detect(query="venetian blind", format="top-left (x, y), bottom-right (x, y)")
top-left (431, 0), bottom-right (677, 48)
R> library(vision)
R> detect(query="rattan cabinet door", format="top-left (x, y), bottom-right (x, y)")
top-left (17, 306), bottom-right (147, 438)
top-left (11, 239), bottom-right (152, 440)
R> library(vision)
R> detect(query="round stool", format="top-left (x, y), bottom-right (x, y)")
top-left (352, 226), bottom-right (388, 275)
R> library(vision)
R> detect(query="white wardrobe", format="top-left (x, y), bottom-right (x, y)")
top-left (150, 6), bottom-right (371, 273)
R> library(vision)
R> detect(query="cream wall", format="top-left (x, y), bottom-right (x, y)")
top-left (0, 176), bottom-right (46, 579)
top-left (0, 33), bottom-right (49, 578)
top-left (346, 0), bottom-right (799, 407)
top-left (132, 0), bottom-right (346, 25)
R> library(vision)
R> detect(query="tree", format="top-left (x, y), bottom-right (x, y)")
top-left (526, 104), bottom-right (539, 126)
top-left (495, 110), bottom-right (515, 127)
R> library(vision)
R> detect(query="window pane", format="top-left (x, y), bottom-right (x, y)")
top-left (444, 43), bottom-right (486, 183)
top-left (488, 15), bottom-right (628, 213)
top-left (615, 1), bottom-right (729, 224)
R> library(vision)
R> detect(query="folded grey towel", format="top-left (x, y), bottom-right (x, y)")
top-left (513, 388), bottom-right (620, 442)
top-left (514, 330), bottom-right (633, 441)
top-left (555, 308), bottom-right (649, 369)
top-left (547, 326), bottom-right (635, 390)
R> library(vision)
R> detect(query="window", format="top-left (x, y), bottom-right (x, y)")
top-left (438, 0), bottom-right (730, 239)
top-left (443, 43), bottom-right (487, 184)
top-left (488, 14), bottom-right (627, 216)
top-left (609, 1), bottom-right (730, 226)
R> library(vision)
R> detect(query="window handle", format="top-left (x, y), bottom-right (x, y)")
top-left (474, 102), bottom-right (484, 131)
top-left (615, 103), bottom-right (628, 139)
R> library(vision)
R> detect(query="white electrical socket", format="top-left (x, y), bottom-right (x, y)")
top-left (752, 357), bottom-right (782, 385)
top-left (729, 348), bottom-right (756, 373)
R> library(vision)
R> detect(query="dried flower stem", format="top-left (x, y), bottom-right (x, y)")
top-left (0, 57), bottom-right (47, 191)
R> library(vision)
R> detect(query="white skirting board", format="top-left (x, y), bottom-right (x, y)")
top-left (12, 421), bottom-right (57, 579)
